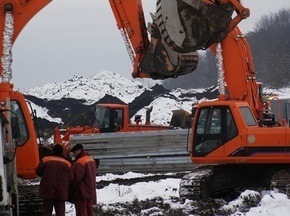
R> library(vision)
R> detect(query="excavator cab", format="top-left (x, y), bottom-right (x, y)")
top-left (193, 105), bottom-right (238, 157)
top-left (93, 104), bottom-right (124, 132)
top-left (10, 100), bottom-right (29, 144)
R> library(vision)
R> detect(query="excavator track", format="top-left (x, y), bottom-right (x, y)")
top-left (179, 165), bottom-right (240, 201)
top-left (179, 164), bottom-right (290, 201)
top-left (179, 166), bottom-right (213, 201)
top-left (18, 180), bottom-right (42, 215)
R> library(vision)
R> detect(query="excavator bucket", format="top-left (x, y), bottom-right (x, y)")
top-left (170, 109), bottom-right (190, 128)
top-left (138, 0), bottom-right (235, 79)
top-left (153, 0), bottom-right (235, 52)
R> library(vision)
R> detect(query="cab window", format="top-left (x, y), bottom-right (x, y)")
top-left (194, 106), bottom-right (238, 156)
top-left (240, 107), bottom-right (257, 126)
top-left (113, 109), bottom-right (123, 128)
top-left (93, 106), bottom-right (110, 128)
top-left (11, 101), bottom-right (29, 146)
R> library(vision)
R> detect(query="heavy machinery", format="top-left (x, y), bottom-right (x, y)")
top-left (0, 1), bottom-right (51, 214)
top-left (0, 1), bottom-right (196, 213)
top-left (0, 2), bottom-right (51, 215)
top-left (54, 103), bottom-right (190, 142)
top-left (0, 0), bottom-right (288, 214)
top-left (109, 0), bottom-right (290, 200)
top-left (53, 103), bottom-right (173, 158)
top-left (54, 103), bottom-right (176, 144)
top-left (0, 83), bottom-right (39, 215)
top-left (54, 103), bottom-right (190, 161)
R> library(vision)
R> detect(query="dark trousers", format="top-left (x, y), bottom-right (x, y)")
top-left (42, 199), bottom-right (65, 216)
top-left (74, 198), bottom-right (94, 216)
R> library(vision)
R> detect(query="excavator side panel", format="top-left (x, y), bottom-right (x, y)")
top-left (11, 91), bottom-right (39, 179)
top-left (191, 101), bottom-right (290, 164)
top-left (0, 85), bottom-right (38, 179)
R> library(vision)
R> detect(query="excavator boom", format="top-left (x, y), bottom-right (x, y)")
top-left (109, 0), bottom-right (149, 76)
top-left (109, 0), bottom-right (250, 80)
top-left (0, 1), bottom-right (52, 214)
top-left (0, 0), bottom-right (286, 212)
top-left (0, 0), bottom-right (52, 75)
top-left (210, 27), bottom-right (263, 119)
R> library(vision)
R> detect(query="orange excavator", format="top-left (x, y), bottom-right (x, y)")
top-left (0, 0), bottom-right (197, 215)
top-left (0, 0), bottom-right (287, 214)
top-left (53, 103), bottom-right (184, 157)
top-left (178, 26), bottom-right (290, 200)
top-left (109, 0), bottom-right (290, 200)
top-left (0, 1), bottom-right (51, 214)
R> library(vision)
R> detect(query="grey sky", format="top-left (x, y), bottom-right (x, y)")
top-left (11, 0), bottom-right (290, 91)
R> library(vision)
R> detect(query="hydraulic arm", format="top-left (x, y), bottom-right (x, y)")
top-left (0, 0), bottom-right (52, 75)
top-left (109, 0), bottom-right (250, 80)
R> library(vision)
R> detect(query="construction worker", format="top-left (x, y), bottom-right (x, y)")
top-left (70, 144), bottom-right (97, 216)
top-left (35, 145), bottom-right (73, 216)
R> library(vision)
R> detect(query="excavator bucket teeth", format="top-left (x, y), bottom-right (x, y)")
top-left (170, 109), bottom-right (190, 128)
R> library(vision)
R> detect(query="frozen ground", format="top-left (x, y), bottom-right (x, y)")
top-left (62, 172), bottom-right (290, 216)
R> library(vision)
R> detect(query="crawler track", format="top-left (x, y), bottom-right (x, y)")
top-left (18, 184), bottom-right (42, 215)
top-left (179, 164), bottom-right (290, 201)
top-left (179, 166), bottom-right (213, 201)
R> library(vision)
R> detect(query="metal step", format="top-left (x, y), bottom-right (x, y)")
top-left (69, 129), bottom-right (197, 174)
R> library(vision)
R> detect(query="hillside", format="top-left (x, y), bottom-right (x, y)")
top-left (24, 72), bottom-right (219, 139)
top-left (25, 68), bottom-right (290, 141)
top-left (26, 71), bottom-right (146, 105)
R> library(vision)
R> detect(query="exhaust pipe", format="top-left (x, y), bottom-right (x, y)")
top-left (146, 106), bottom-right (153, 124)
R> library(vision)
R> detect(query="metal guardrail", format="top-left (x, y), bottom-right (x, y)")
top-left (69, 129), bottom-right (197, 174)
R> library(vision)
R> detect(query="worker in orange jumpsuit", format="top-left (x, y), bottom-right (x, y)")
top-left (70, 144), bottom-right (97, 216)
top-left (35, 145), bottom-right (73, 216)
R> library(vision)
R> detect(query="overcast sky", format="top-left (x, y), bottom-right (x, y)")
top-left (11, 0), bottom-right (290, 91)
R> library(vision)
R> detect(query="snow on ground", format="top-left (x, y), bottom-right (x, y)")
top-left (62, 172), bottom-right (290, 215)
top-left (98, 178), bottom-right (179, 204)
top-left (132, 97), bottom-right (195, 125)
top-left (29, 101), bottom-right (62, 123)
top-left (243, 191), bottom-right (290, 216)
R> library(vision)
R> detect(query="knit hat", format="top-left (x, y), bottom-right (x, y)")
top-left (52, 144), bottom-right (63, 155)
top-left (71, 144), bottom-right (83, 152)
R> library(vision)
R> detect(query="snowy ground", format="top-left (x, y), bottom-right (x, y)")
top-left (61, 172), bottom-right (290, 216)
